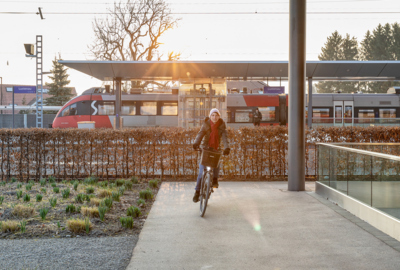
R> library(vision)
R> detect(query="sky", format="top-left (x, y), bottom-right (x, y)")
top-left (0, 0), bottom-right (399, 95)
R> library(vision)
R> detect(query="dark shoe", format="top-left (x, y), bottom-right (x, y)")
top-left (212, 178), bottom-right (219, 188)
top-left (193, 191), bottom-right (200, 203)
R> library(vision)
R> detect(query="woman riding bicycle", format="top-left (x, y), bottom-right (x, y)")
top-left (192, 108), bottom-right (230, 203)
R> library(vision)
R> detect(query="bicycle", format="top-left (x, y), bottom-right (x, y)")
top-left (195, 147), bottom-right (222, 217)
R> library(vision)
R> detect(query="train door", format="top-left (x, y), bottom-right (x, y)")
top-left (333, 101), bottom-right (354, 126)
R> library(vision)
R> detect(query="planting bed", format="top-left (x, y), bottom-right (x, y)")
top-left (0, 176), bottom-right (160, 239)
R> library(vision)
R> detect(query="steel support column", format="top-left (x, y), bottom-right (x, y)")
top-left (308, 77), bottom-right (313, 128)
top-left (288, 0), bottom-right (306, 191)
top-left (115, 77), bottom-right (122, 129)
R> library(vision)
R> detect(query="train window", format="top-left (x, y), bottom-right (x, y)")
top-left (61, 106), bottom-right (70, 117)
top-left (77, 101), bottom-right (90, 115)
top-left (379, 109), bottom-right (396, 119)
top-left (344, 106), bottom-right (352, 118)
top-left (235, 109), bottom-right (253, 123)
top-left (98, 101), bottom-right (115, 115)
top-left (161, 102), bottom-right (178, 115)
top-left (259, 107), bottom-right (276, 121)
top-left (358, 109), bottom-right (374, 123)
top-left (69, 103), bottom-right (77, 116)
top-left (122, 101), bottom-right (136, 115)
top-left (141, 102), bottom-right (157, 115)
top-left (313, 108), bottom-right (329, 118)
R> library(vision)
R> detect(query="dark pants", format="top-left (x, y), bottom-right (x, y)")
top-left (254, 121), bottom-right (261, 126)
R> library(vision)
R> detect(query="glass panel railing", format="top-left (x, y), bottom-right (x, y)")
top-left (317, 143), bottom-right (400, 220)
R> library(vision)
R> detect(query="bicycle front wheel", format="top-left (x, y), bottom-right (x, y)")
top-left (200, 172), bottom-right (211, 217)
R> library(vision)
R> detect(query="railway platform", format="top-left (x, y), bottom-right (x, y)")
top-left (127, 181), bottom-right (400, 270)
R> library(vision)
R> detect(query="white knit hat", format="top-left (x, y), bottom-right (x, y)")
top-left (209, 108), bottom-right (220, 117)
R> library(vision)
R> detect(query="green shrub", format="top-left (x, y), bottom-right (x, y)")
top-left (112, 191), bottom-right (120, 202)
top-left (84, 175), bottom-right (98, 185)
top-left (118, 186), bottom-right (125, 196)
top-left (36, 194), bottom-right (43, 202)
top-left (51, 183), bottom-right (56, 188)
top-left (0, 196), bottom-right (4, 205)
top-left (149, 179), bottom-right (160, 189)
top-left (124, 181), bottom-right (133, 190)
top-left (11, 177), bottom-right (17, 183)
top-left (23, 194), bottom-right (30, 202)
top-left (16, 190), bottom-right (23, 199)
top-left (86, 186), bottom-right (95, 194)
top-left (39, 208), bottom-right (49, 220)
top-left (127, 206), bottom-right (141, 218)
top-left (84, 194), bottom-right (92, 202)
top-left (41, 188), bottom-right (47, 194)
top-left (48, 176), bottom-right (55, 183)
top-left (49, 197), bottom-right (57, 207)
top-left (40, 178), bottom-right (47, 186)
top-left (17, 183), bottom-right (22, 189)
top-left (101, 197), bottom-right (113, 209)
top-left (98, 206), bottom-right (107, 221)
top-left (62, 189), bottom-right (70, 199)
top-left (75, 194), bottom-right (84, 203)
top-left (85, 218), bottom-right (91, 234)
top-left (120, 216), bottom-right (134, 229)
top-left (98, 181), bottom-right (108, 188)
top-left (57, 221), bottom-right (61, 228)
top-left (18, 220), bottom-right (27, 233)
top-left (139, 189), bottom-right (153, 200)
top-left (53, 187), bottom-right (60, 193)
top-left (109, 183), bottom-right (116, 189)
top-left (28, 180), bottom-right (35, 185)
top-left (130, 176), bottom-right (138, 184)
top-left (0, 181), bottom-right (5, 186)
top-left (66, 204), bottom-right (76, 213)
top-left (25, 184), bottom-right (33, 191)
top-left (116, 179), bottom-right (125, 187)
top-left (137, 199), bottom-right (145, 206)
top-left (62, 180), bottom-right (67, 184)
top-left (73, 181), bottom-right (79, 191)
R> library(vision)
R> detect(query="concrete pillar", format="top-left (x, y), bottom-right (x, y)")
top-left (288, 0), bottom-right (306, 191)
top-left (115, 78), bottom-right (122, 129)
top-left (308, 77), bottom-right (313, 128)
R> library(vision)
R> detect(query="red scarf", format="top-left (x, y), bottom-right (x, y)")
top-left (209, 119), bottom-right (221, 150)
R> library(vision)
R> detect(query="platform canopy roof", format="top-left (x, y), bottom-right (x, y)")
top-left (59, 60), bottom-right (400, 81)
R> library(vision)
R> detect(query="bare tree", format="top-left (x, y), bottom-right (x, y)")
top-left (90, 0), bottom-right (180, 62)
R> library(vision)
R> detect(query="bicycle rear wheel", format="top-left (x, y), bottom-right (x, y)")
top-left (200, 172), bottom-right (211, 217)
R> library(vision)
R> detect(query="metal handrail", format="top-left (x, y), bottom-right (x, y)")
top-left (317, 143), bottom-right (400, 162)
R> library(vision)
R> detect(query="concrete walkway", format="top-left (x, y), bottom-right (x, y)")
top-left (127, 182), bottom-right (400, 270)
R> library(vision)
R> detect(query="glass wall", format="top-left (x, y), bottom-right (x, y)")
top-left (178, 78), bottom-right (227, 128)
top-left (317, 143), bottom-right (400, 220)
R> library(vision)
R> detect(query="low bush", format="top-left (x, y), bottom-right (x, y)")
top-left (36, 194), bottom-right (43, 202)
top-left (48, 175), bottom-right (56, 183)
top-left (127, 206), bottom-right (141, 218)
top-left (131, 176), bottom-right (139, 184)
top-left (25, 184), bottom-right (33, 191)
top-left (17, 183), bottom-right (22, 189)
top-left (62, 189), bottom-right (70, 199)
top-left (49, 197), bottom-right (57, 207)
top-left (0, 220), bottom-right (19, 232)
top-left (89, 198), bottom-right (101, 207)
top-left (0, 196), bottom-right (4, 205)
top-left (98, 206), bottom-right (107, 221)
top-left (23, 193), bottom-right (30, 202)
top-left (98, 189), bottom-right (112, 198)
top-left (116, 179), bottom-right (125, 187)
top-left (40, 178), bottom-right (47, 186)
top-left (118, 186), bottom-right (125, 196)
top-left (100, 197), bottom-right (113, 209)
top-left (41, 188), bottom-right (47, 194)
top-left (18, 220), bottom-right (27, 233)
top-left (51, 183), bottom-right (57, 188)
top-left (53, 187), bottom-right (60, 193)
top-left (39, 208), bottom-right (49, 220)
top-left (16, 190), bottom-right (22, 199)
top-left (137, 199), bottom-right (145, 206)
top-left (81, 207), bottom-right (99, 218)
top-left (149, 179), bottom-right (160, 189)
top-left (67, 218), bottom-right (92, 233)
top-left (86, 186), bottom-right (95, 194)
top-left (66, 204), bottom-right (76, 213)
top-left (139, 189), bottom-right (153, 200)
top-left (84, 175), bottom-right (98, 185)
top-left (12, 205), bottom-right (35, 218)
top-left (112, 191), bottom-right (120, 202)
top-left (98, 181), bottom-right (108, 188)
top-left (120, 216), bottom-right (134, 229)
top-left (124, 181), bottom-right (133, 190)
top-left (11, 177), bottom-right (17, 183)
top-left (75, 194), bottom-right (85, 203)
top-left (73, 181), bottom-right (79, 191)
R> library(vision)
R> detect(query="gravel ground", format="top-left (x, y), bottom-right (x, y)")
top-left (0, 236), bottom-right (138, 270)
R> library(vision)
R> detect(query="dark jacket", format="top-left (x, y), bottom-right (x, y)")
top-left (194, 117), bottom-right (229, 150)
top-left (254, 110), bottom-right (262, 123)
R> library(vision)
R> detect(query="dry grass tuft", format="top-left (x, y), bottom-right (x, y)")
top-left (81, 207), bottom-right (99, 218)
top-left (98, 189), bottom-right (112, 198)
top-left (89, 198), bottom-right (101, 206)
top-left (67, 218), bottom-right (92, 233)
top-left (12, 205), bottom-right (35, 218)
top-left (0, 220), bottom-right (20, 232)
